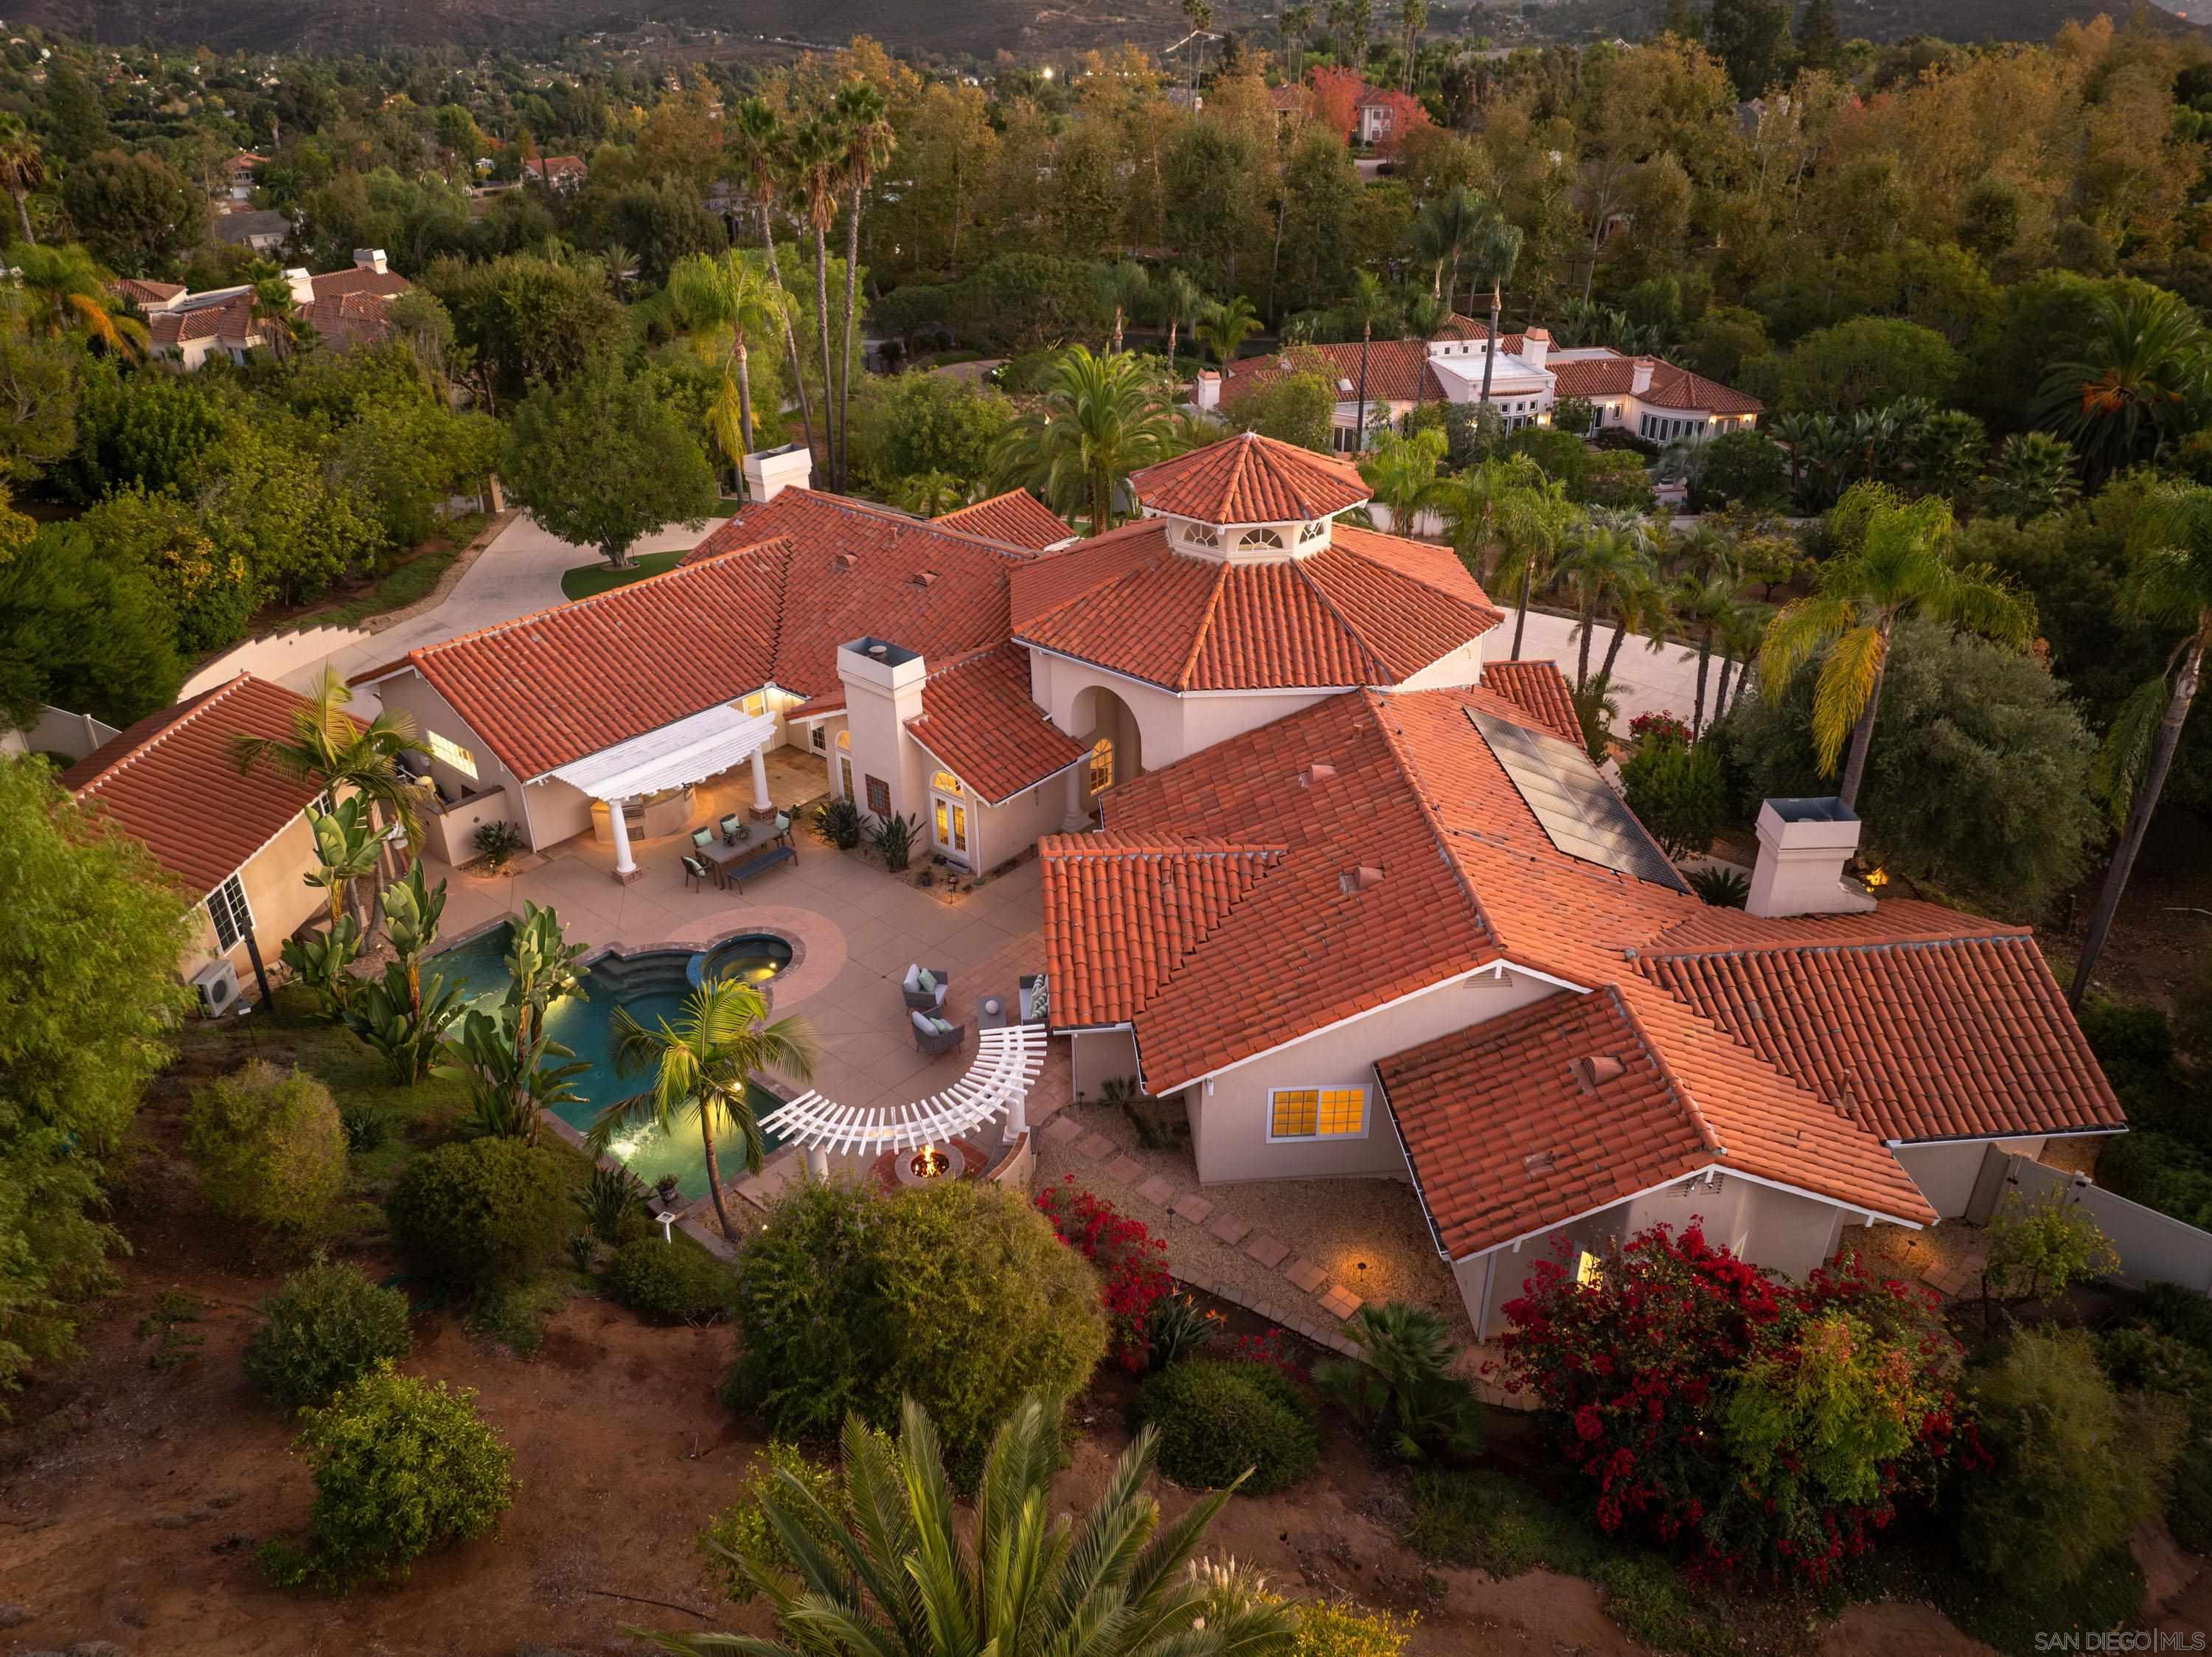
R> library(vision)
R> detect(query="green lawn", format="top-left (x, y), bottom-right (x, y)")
top-left (561, 546), bottom-right (690, 600)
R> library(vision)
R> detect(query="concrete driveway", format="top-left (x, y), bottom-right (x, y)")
top-left (280, 513), bottom-right (728, 709)
top-left (1495, 605), bottom-right (1725, 732)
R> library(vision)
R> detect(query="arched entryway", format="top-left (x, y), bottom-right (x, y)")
top-left (1070, 684), bottom-right (1144, 809)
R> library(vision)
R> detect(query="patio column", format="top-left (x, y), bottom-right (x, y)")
top-left (1060, 765), bottom-right (1087, 832)
top-left (804, 1145), bottom-right (829, 1180)
top-left (1002, 1082), bottom-right (1028, 1150)
top-left (608, 793), bottom-right (640, 883)
top-left (748, 745), bottom-right (773, 819)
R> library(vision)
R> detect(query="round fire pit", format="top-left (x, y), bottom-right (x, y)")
top-left (880, 1138), bottom-right (982, 1189)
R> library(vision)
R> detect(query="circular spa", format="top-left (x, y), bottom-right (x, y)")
top-left (689, 932), bottom-right (795, 988)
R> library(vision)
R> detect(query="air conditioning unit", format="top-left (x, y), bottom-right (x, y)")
top-left (191, 957), bottom-right (241, 1018)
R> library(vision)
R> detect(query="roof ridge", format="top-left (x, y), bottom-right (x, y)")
top-left (74, 674), bottom-right (257, 797)
top-left (1365, 691), bottom-right (1501, 953)
top-left (1602, 984), bottom-right (1726, 1158)
top-left (1175, 561), bottom-right (1233, 691)
top-left (414, 535), bottom-right (792, 662)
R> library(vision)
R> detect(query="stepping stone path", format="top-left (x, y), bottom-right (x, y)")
top-left (1044, 1116), bottom-right (1083, 1145)
top-left (1318, 1283), bottom-right (1363, 1320)
top-left (1076, 1132), bottom-right (1115, 1160)
top-left (1105, 1154), bottom-right (1147, 1185)
top-left (1206, 1212), bottom-right (1252, 1247)
top-left (1136, 1175), bottom-right (1176, 1206)
top-left (1170, 1192), bottom-right (1215, 1225)
top-left (1284, 1257), bottom-right (1328, 1296)
top-left (1243, 1234), bottom-right (1290, 1269)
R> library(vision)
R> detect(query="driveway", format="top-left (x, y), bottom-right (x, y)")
top-left (280, 513), bottom-right (728, 709)
top-left (1495, 605), bottom-right (1725, 732)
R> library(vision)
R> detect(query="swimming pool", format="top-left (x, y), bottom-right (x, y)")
top-left (431, 922), bottom-right (789, 1201)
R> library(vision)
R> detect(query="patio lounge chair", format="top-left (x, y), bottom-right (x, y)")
top-left (720, 813), bottom-right (748, 846)
top-left (901, 965), bottom-right (950, 1012)
top-left (682, 853), bottom-right (714, 890)
top-left (910, 1009), bottom-right (967, 1055)
top-left (771, 810), bottom-right (794, 846)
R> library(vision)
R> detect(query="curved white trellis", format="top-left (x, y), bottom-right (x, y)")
top-left (757, 1023), bottom-right (1048, 1158)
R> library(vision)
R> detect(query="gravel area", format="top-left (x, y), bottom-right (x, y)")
top-left (1034, 1098), bottom-right (1475, 1350)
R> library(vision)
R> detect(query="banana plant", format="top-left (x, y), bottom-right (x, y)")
top-left (302, 796), bottom-right (383, 931)
top-left (280, 911), bottom-right (362, 1018)
top-left (446, 1004), bottom-right (590, 1141)
top-left (343, 963), bottom-right (465, 1084)
top-left (380, 860), bottom-right (448, 1019)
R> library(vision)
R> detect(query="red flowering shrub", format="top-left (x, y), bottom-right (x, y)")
top-left (1232, 1327), bottom-right (1304, 1381)
top-left (1629, 710), bottom-right (1693, 747)
top-left (1036, 1176), bottom-right (1172, 1370)
top-left (1495, 1222), bottom-right (1965, 1587)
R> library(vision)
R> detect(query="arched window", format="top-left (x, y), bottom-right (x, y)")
top-left (930, 768), bottom-right (964, 795)
top-left (1237, 527), bottom-right (1285, 551)
top-left (1301, 520), bottom-right (1328, 542)
top-left (1088, 737), bottom-right (1113, 793)
top-left (835, 728), bottom-right (852, 750)
top-left (1183, 521), bottom-right (1220, 548)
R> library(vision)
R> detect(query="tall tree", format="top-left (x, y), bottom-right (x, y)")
top-left (653, 1394), bottom-right (1296, 1657)
top-left (232, 666), bottom-right (431, 873)
top-left (832, 79), bottom-right (894, 493)
top-left (0, 115), bottom-right (44, 245)
top-left (3, 243), bottom-right (146, 358)
top-left (1284, 2), bottom-right (1315, 80)
top-left (1156, 267), bottom-right (1205, 366)
top-left (669, 248), bottom-right (792, 484)
top-left (1554, 521), bottom-right (1652, 691)
top-left (1400, 0), bottom-right (1428, 91)
top-left (1706, 0), bottom-right (1791, 99)
top-left (1760, 489), bottom-right (2034, 808)
top-left (1471, 208), bottom-right (1524, 409)
top-left (502, 361), bottom-right (719, 569)
top-left (2070, 484), bottom-right (2212, 1007)
top-left (991, 347), bottom-right (1186, 535)
top-left (1194, 293), bottom-right (1261, 365)
top-left (731, 98), bottom-right (819, 466)
top-left (790, 117), bottom-right (846, 487)
top-left (1795, 0), bottom-right (1843, 71)
top-left (586, 979), bottom-right (818, 1242)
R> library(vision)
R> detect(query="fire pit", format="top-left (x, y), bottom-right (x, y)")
top-left (882, 1138), bottom-right (980, 1189)
top-left (910, 1145), bottom-right (951, 1181)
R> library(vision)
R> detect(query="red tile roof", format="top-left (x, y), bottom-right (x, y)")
top-left (936, 489), bottom-right (1072, 551)
top-left (405, 540), bottom-right (789, 779)
top-left (1637, 903), bottom-right (2122, 1143)
top-left (150, 294), bottom-right (253, 347)
top-left (905, 642), bottom-right (1089, 805)
top-left (1377, 988), bottom-right (1723, 1258)
top-left (1480, 660), bottom-right (1582, 746)
top-left (1218, 341), bottom-right (1449, 407)
top-left (1012, 520), bottom-right (1501, 691)
top-left (682, 488), bottom-right (1033, 699)
top-left (302, 289), bottom-right (398, 352)
top-left (62, 674), bottom-right (342, 900)
top-left (114, 277), bottom-right (184, 305)
top-left (1644, 361), bottom-right (1763, 415)
top-left (1548, 355), bottom-right (1640, 399)
top-left (307, 266), bottom-right (411, 302)
top-left (1130, 432), bottom-right (1369, 523)
top-left (1043, 836), bottom-right (1287, 1026)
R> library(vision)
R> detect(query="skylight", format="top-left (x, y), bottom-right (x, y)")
top-left (1467, 709), bottom-right (1689, 892)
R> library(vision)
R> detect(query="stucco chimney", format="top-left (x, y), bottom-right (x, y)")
top-left (352, 247), bottom-right (388, 274)
top-left (1194, 369), bottom-right (1221, 413)
top-left (1630, 356), bottom-right (1656, 395)
top-left (283, 266), bottom-right (314, 307)
top-left (1745, 798), bottom-right (1879, 920)
top-left (1521, 327), bottom-right (1551, 371)
top-left (836, 637), bottom-right (927, 821)
top-left (742, 442), bottom-right (814, 503)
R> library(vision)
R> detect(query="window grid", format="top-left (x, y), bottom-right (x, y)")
top-left (1268, 1085), bottom-right (1364, 1140)
top-left (208, 872), bottom-right (253, 952)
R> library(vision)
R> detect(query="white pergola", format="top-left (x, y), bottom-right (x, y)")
top-left (548, 703), bottom-right (779, 879)
top-left (758, 1022), bottom-right (1049, 1177)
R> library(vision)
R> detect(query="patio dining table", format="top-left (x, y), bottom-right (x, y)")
top-left (698, 839), bottom-right (752, 886)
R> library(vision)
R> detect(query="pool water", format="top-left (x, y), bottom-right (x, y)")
top-left (431, 923), bottom-right (787, 1201)
top-left (690, 932), bottom-right (794, 988)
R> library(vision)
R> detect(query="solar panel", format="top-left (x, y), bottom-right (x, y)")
top-left (1467, 709), bottom-right (1690, 893)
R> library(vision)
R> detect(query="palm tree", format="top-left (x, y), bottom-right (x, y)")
top-left (1489, 470), bottom-right (1579, 659)
top-left (1107, 259), bottom-right (1152, 355)
top-left (2037, 287), bottom-right (2208, 484)
top-left (650, 1394), bottom-right (1295, 1657)
top-left (890, 469), bottom-right (968, 517)
top-left (1709, 597), bottom-right (1771, 726)
top-left (1468, 210), bottom-right (1524, 408)
top-left (669, 248), bottom-right (793, 483)
top-left (790, 115), bottom-right (846, 486)
top-left (232, 667), bottom-right (429, 880)
top-left (1194, 293), bottom-right (1260, 367)
top-left (1759, 489), bottom-right (2034, 808)
top-left (1599, 557), bottom-right (1674, 687)
top-left (1768, 410), bottom-right (1818, 504)
top-left (1983, 431), bottom-right (2081, 525)
top-left (0, 114), bottom-right (44, 245)
top-left (598, 243), bottom-right (640, 299)
top-left (1411, 185), bottom-right (1478, 301)
top-left (1434, 451), bottom-right (1544, 586)
top-left (4, 242), bottom-right (147, 357)
top-left (1338, 269), bottom-right (1397, 341)
top-left (1400, 0), bottom-right (1428, 90)
top-left (733, 97), bottom-right (819, 468)
top-left (1284, 2), bottom-right (1315, 79)
top-left (1358, 425), bottom-right (1448, 532)
top-left (587, 979), bottom-right (819, 1242)
top-left (1182, 0), bottom-right (1216, 96)
top-left (1669, 572), bottom-right (1745, 740)
top-left (1554, 521), bottom-right (1650, 690)
top-left (245, 259), bottom-right (303, 360)
top-left (2070, 483), bottom-right (2212, 1009)
top-left (832, 79), bottom-right (895, 492)
top-left (992, 347), bottom-right (1186, 535)
top-left (1156, 267), bottom-right (1204, 368)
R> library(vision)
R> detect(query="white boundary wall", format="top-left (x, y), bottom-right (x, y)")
top-left (2006, 1154), bottom-right (2212, 1294)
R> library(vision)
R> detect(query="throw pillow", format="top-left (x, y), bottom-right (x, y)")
top-left (917, 968), bottom-right (937, 993)
top-left (902, 964), bottom-right (922, 993)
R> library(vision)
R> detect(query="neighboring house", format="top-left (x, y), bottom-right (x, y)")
top-left (212, 207), bottom-right (291, 254)
top-left (60, 674), bottom-right (346, 1005)
top-left (1040, 695), bottom-right (2123, 1338)
top-left (1267, 74), bottom-right (1402, 146)
top-left (1203, 317), bottom-right (1763, 452)
top-left (142, 250), bottom-right (411, 369)
top-left (523, 154), bottom-right (588, 190)
top-left (222, 150), bottom-right (266, 203)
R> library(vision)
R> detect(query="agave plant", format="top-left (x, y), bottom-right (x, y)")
top-left (1686, 864), bottom-right (1751, 909)
top-left (1312, 1301), bottom-right (1481, 1462)
top-left (814, 796), bottom-right (864, 850)
top-left (869, 810), bottom-right (923, 873)
top-left (645, 1394), bottom-right (1295, 1657)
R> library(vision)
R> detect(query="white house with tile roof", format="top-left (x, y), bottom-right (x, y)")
top-left (1202, 318), bottom-right (1763, 453)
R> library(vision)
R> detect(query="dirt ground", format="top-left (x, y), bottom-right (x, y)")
top-left (1, 1061), bottom-right (2203, 1657)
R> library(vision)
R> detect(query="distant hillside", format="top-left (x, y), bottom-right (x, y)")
top-left (46, 0), bottom-right (1217, 57)
top-left (34, 0), bottom-right (2199, 57)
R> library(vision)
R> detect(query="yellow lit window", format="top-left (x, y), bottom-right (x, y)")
top-left (741, 691), bottom-right (767, 717)
top-left (1270, 1086), bottom-right (1363, 1140)
top-left (1576, 1251), bottom-right (1604, 1289)
top-left (1088, 737), bottom-right (1113, 793)
top-left (835, 728), bottom-right (852, 750)
top-left (930, 768), bottom-right (964, 795)
top-left (428, 731), bottom-right (478, 779)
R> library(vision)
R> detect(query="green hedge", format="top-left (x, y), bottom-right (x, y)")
top-left (605, 1236), bottom-right (735, 1324)
top-left (243, 1260), bottom-right (413, 1412)
top-left (385, 1138), bottom-right (572, 1289)
top-left (1134, 1358), bottom-right (1318, 1495)
top-left (186, 1060), bottom-right (347, 1243)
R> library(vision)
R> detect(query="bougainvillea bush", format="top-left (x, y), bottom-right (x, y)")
top-left (1495, 1221), bottom-right (1968, 1586)
top-left (1036, 1175), bottom-right (1172, 1370)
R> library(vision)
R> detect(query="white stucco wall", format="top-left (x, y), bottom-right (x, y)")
top-left (1893, 1138), bottom-right (2048, 1220)
top-left (373, 670), bottom-right (544, 854)
top-left (1071, 1028), bottom-right (1141, 1100)
top-left (1397, 635), bottom-right (1487, 689)
top-left (1185, 968), bottom-right (1560, 1184)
